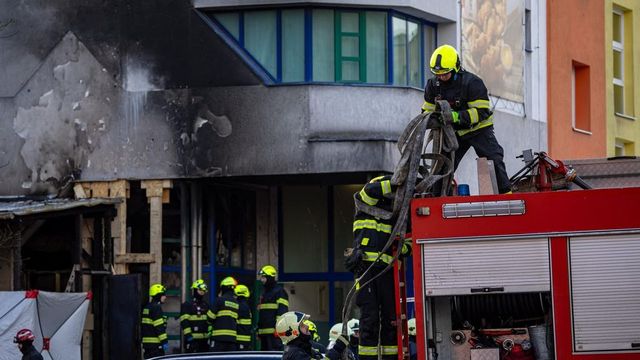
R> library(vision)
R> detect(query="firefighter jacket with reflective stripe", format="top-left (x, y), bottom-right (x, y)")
top-left (257, 284), bottom-right (289, 335)
top-left (421, 70), bottom-right (494, 138)
top-left (353, 176), bottom-right (410, 267)
top-left (211, 290), bottom-right (239, 342)
top-left (141, 301), bottom-right (168, 346)
top-left (180, 298), bottom-right (215, 340)
top-left (236, 297), bottom-right (253, 346)
top-left (283, 340), bottom-right (342, 360)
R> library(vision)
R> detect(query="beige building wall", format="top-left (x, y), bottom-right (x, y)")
top-left (606, 0), bottom-right (640, 156)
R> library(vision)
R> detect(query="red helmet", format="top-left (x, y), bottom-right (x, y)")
top-left (14, 328), bottom-right (35, 343)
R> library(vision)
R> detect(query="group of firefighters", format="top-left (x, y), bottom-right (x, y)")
top-left (141, 264), bottom-right (289, 358)
top-left (139, 44), bottom-right (508, 360)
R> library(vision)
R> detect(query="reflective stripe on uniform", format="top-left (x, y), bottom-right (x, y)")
top-left (276, 298), bottom-right (289, 307)
top-left (380, 180), bottom-right (391, 195)
top-left (381, 346), bottom-right (398, 355)
top-left (362, 251), bottom-right (393, 264)
top-left (192, 333), bottom-right (210, 339)
top-left (212, 329), bottom-right (237, 337)
top-left (142, 337), bottom-right (162, 344)
top-left (258, 328), bottom-right (276, 335)
top-left (158, 333), bottom-right (168, 341)
top-left (224, 301), bottom-right (239, 309)
top-left (179, 314), bottom-right (190, 322)
top-left (361, 237), bottom-right (369, 246)
top-left (238, 318), bottom-right (252, 325)
top-left (467, 99), bottom-right (490, 108)
top-left (467, 108), bottom-right (479, 124)
top-left (456, 116), bottom-right (493, 137)
top-left (216, 310), bottom-right (238, 318)
top-left (237, 334), bottom-right (252, 341)
top-left (258, 303), bottom-right (278, 310)
top-left (353, 219), bottom-right (392, 234)
top-left (422, 101), bottom-right (435, 112)
top-left (359, 188), bottom-right (378, 206)
top-left (359, 345), bottom-right (379, 356)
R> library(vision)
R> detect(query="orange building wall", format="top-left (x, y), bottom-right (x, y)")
top-left (547, 0), bottom-right (606, 159)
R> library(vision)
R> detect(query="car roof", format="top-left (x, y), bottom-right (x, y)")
top-left (151, 351), bottom-right (283, 360)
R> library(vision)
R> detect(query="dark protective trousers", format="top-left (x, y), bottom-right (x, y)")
top-left (143, 347), bottom-right (164, 359)
top-left (356, 267), bottom-right (397, 360)
top-left (212, 341), bottom-right (238, 352)
top-left (453, 126), bottom-right (511, 194)
top-left (185, 339), bottom-right (210, 353)
top-left (260, 334), bottom-right (284, 351)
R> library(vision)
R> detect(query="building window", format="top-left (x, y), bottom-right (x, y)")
top-left (572, 61), bottom-right (591, 133)
top-left (615, 139), bottom-right (635, 156)
top-left (209, 7), bottom-right (435, 87)
top-left (612, 6), bottom-right (634, 117)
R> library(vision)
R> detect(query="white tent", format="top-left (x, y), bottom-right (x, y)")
top-left (0, 290), bottom-right (89, 360)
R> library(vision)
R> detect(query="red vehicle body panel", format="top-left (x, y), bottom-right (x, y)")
top-left (410, 188), bottom-right (640, 360)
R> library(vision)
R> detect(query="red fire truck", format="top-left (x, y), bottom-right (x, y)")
top-left (407, 187), bottom-right (640, 360)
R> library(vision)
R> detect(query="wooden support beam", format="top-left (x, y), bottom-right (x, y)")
top-left (141, 180), bottom-right (172, 286)
top-left (115, 253), bottom-right (155, 264)
top-left (477, 157), bottom-right (499, 195)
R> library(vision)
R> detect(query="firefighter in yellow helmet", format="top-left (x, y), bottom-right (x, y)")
top-left (180, 279), bottom-right (215, 353)
top-left (234, 284), bottom-right (253, 350)
top-left (422, 44), bottom-right (511, 194)
top-left (257, 264), bottom-right (289, 350)
top-left (303, 319), bottom-right (327, 354)
top-left (142, 284), bottom-right (168, 358)
top-left (277, 311), bottom-right (349, 360)
top-left (211, 276), bottom-right (240, 351)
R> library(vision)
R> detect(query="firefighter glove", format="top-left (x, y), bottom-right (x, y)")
top-left (451, 111), bottom-right (460, 124)
top-left (332, 335), bottom-right (349, 354)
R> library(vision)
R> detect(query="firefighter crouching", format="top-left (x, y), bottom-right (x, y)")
top-left (180, 279), bottom-right (215, 352)
top-left (211, 276), bottom-right (240, 351)
top-left (142, 283), bottom-right (168, 358)
top-left (234, 284), bottom-right (253, 350)
top-left (257, 264), bottom-right (289, 350)
top-left (346, 175), bottom-right (411, 360)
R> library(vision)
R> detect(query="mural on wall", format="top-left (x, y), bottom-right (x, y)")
top-left (461, 0), bottom-right (524, 103)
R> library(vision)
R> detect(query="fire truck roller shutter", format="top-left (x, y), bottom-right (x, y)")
top-left (422, 237), bottom-right (550, 296)
top-left (569, 234), bottom-right (640, 352)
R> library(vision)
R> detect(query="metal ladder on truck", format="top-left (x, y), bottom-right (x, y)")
top-left (393, 243), bottom-right (410, 360)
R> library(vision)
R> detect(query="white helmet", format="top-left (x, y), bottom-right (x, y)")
top-left (347, 318), bottom-right (360, 336)
top-left (276, 311), bottom-right (310, 345)
top-left (408, 318), bottom-right (417, 336)
top-left (329, 322), bottom-right (343, 342)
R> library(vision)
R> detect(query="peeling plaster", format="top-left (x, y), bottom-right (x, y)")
top-left (195, 104), bottom-right (232, 138)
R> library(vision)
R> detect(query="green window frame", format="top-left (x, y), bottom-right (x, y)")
top-left (335, 11), bottom-right (367, 82)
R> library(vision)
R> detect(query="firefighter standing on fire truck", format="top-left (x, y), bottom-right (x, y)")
top-left (421, 44), bottom-right (511, 194)
top-left (349, 175), bottom-right (411, 360)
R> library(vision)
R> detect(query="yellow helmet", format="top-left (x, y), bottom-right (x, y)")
top-left (429, 44), bottom-right (460, 75)
top-left (259, 264), bottom-right (277, 277)
top-left (408, 318), bottom-right (417, 336)
top-left (220, 276), bottom-right (237, 287)
top-left (276, 311), bottom-right (310, 345)
top-left (191, 279), bottom-right (208, 292)
top-left (149, 283), bottom-right (166, 297)
top-left (303, 319), bottom-right (320, 341)
top-left (234, 284), bottom-right (250, 298)
top-left (328, 323), bottom-right (343, 342)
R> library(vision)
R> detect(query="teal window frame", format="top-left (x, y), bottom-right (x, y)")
top-left (335, 10), bottom-right (367, 82)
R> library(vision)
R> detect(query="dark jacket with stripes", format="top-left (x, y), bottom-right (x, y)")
top-left (180, 297), bottom-right (215, 340)
top-left (257, 283), bottom-right (289, 336)
top-left (236, 297), bottom-right (253, 347)
top-left (353, 175), bottom-right (400, 268)
top-left (142, 300), bottom-right (168, 348)
top-left (211, 289), bottom-right (240, 343)
top-left (422, 70), bottom-right (494, 138)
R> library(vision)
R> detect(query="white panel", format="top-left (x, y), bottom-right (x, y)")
top-left (570, 234), bottom-right (640, 352)
top-left (423, 238), bottom-right (550, 296)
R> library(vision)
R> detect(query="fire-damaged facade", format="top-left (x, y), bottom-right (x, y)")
top-left (0, 0), bottom-right (550, 357)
